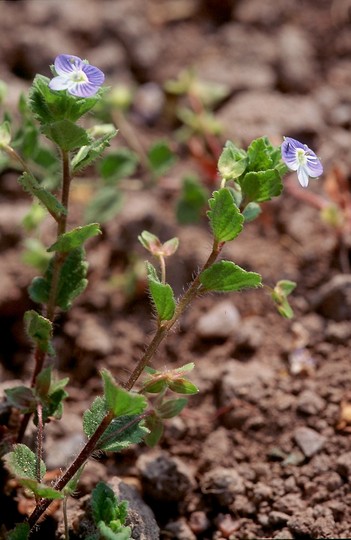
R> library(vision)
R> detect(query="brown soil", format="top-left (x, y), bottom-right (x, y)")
top-left (1, 1), bottom-right (351, 539)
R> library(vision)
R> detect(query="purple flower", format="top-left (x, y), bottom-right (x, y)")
top-left (49, 54), bottom-right (104, 98)
top-left (281, 137), bottom-right (323, 188)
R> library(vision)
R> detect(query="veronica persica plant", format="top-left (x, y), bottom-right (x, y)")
top-left (49, 54), bottom-right (105, 97)
top-left (281, 136), bottom-right (323, 188)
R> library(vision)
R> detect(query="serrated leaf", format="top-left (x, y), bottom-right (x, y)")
top-left (84, 186), bottom-right (123, 224)
top-left (101, 370), bottom-right (147, 417)
top-left (92, 482), bottom-right (129, 529)
top-left (200, 260), bottom-right (261, 292)
top-left (144, 414), bottom-right (164, 448)
top-left (24, 310), bottom-right (53, 354)
top-left (19, 172), bottom-right (67, 218)
top-left (168, 378), bottom-right (199, 395)
top-left (48, 223), bottom-right (101, 252)
top-left (29, 74), bottom-right (102, 125)
top-left (42, 119), bottom-right (89, 151)
top-left (5, 386), bottom-right (36, 413)
top-left (176, 176), bottom-right (208, 224)
top-left (4, 444), bottom-right (45, 481)
top-left (246, 136), bottom-right (274, 172)
top-left (99, 148), bottom-right (138, 182)
top-left (72, 129), bottom-right (117, 173)
top-left (7, 523), bottom-right (30, 540)
top-left (147, 140), bottom-right (176, 177)
top-left (208, 189), bottom-right (244, 242)
top-left (241, 169), bottom-right (283, 203)
top-left (146, 262), bottom-right (176, 321)
top-left (29, 247), bottom-right (88, 311)
top-left (20, 478), bottom-right (64, 499)
top-left (157, 398), bottom-right (188, 419)
top-left (218, 140), bottom-right (247, 180)
top-left (242, 202), bottom-right (262, 223)
top-left (83, 397), bottom-right (148, 452)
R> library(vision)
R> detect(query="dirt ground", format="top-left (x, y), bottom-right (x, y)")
top-left (1, 1), bottom-right (351, 539)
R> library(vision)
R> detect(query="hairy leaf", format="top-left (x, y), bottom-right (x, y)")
top-left (47, 223), bottom-right (101, 253)
top-left (42, 119), bottom-right (89, 151)
top-left (83, 397), bottom-right (148, 452)
top-left (102, 370), bottom-right (147, 417)
top-left (29, 247), bottom-right (88, 311)
top-left (157, 398), bottom-right (188, 419)
top-left (24, 310), bottom-right (53, 354)
top-left (208, 189), bottom-right (243, 242)
top-left (72, 129), bottom-right (117, 173)
top-left (200, 260), bottom-right (261, 292)
top-left (218, 140), bottom-right (247, 181)
top-left (5, 386), bottom-right (36, 413)
top-left (19, 172), bottom-right (66, 218)
top-left (241, 169), bottom-right (283, 203)
top-left (4, 444), bottom-right (45, 481)
top-left (20, 479), bottom-right (63, 499)
top-left (146, 262), bottom-right (176, 321)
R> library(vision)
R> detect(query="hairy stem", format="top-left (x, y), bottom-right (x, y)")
top-left (36, 403), bottom-right (43, 484)
top-left (17, 150), bottom-right (71, 443)
top-left (27, 239), bottom-right (223, 529)
top-left (124, 238), bottom-right (223, 391)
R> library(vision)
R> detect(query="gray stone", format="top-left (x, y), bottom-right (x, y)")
top-left (200, 467), bottom-right (245, 506)
top-left (137, 451), bottom-right (195, 502)
top-left (312, 274), bottom-right (351, 321)
top-left (196, 301), bottom-right (241, 339)
top-left (294, 427), bottom-right (326, 458)
top-left (297, 390), bottom-right (326, 415)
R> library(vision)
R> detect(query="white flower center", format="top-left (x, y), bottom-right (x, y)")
top-left (70, 69), bottom-right (88, 83)
top-left (296, 148), bottom-right (307, 167)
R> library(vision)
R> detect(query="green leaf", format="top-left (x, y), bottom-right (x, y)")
top-left (242, 202), bottom-right (261, 223)
top-left (42, 119), bottom-right (89, 151)
top-left (83, 397), bottom-right (148, 452)
top-left (147, 140), bottom-right (176, 177)
top-left (72, 128), bottom-right (117, 173)
top-left (29, 247), bottom-right (88, 311)
top-left (138, 230), bottom-right (161, 253)
top-left (84, 186), bottom-right (123, 224)
top-left (4, 444), bottom-right (45, 481)
top-left (48, 223), bottom-right (101, 252)
top-left (98, 522), bottom-right (132, 540)
top-left (92, 482), bottom-right (129, 525)
top-left (19, 172), bottom-right (67, 218)
top-left (176, 176), bottom-right (208, 224)
top-left (271, 280), bottom-right (296, 319)
top-left (218, 141), bottom-right (247, 181)
top-left (35, 366), bottom-right (52, 399)
top-left (241, 169), bottom-right (283, 203)
top-left (168, 379), bottom-right (199, 395)
top-left (63, 466), bottom-right (85, 496)
top-left (24, 310), bottom-right (53, 354)
top-left (29, 74), bottom-right (102, 125)
top-left (5, 386), bottom-right (36, 413)
top-left (200, 260), bottom-right (261, 292)
top-left (20, 478), bottom-right (64, 499)
top-left (0, 120), bottom-right (11, 147)
top-left (246, 136), bottom-right (274, 172)
top-left (101, 370), bottom-right (147, 417)
top-left (208, 189), bottom-right (244, 242)
top-left (157, 398), bottom-right (188, 419)
top-left (7, 523), bottom-right (30, 540)
top-left (144, 414), bottom-right (164, 448)
top-left (146, 262), bottom-right (176, 321)
top-left (99, 148), bottom-right (138, 182)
